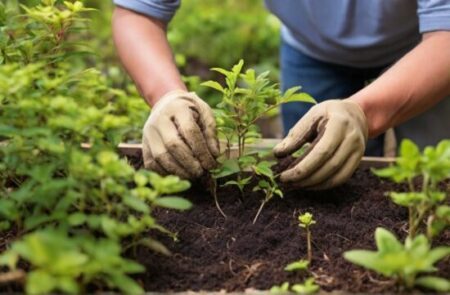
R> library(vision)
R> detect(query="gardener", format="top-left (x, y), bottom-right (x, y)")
top-left (112, 1), bottom-right (450, 189)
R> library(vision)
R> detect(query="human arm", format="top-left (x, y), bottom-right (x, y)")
top-left (350, 31), bottom-right (450, 137)
top-left (112, 6), bottom-right (185, 106)
top-left (112, 5), bottom-right (219, 178)
top-left (274, 31), bottom-right (450, 190)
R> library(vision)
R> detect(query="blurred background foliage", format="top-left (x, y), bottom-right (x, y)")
top-left (13, 0), bottom-right (281, 108)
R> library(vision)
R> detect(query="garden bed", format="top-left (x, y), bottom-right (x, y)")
top-left (122, 145), bottom-right (449, 294)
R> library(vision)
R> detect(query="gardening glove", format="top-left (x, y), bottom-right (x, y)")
top-left (274, 99), bottom-right (368, 190)
top-left (142, 90), bottom-right (220, 179)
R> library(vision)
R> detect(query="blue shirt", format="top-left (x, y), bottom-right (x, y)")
top-left (113, 0), bottom-right (450, 67)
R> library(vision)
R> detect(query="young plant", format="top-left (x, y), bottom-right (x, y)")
top-left (299, 212), bottom-right (316, 263)
top-left (344, 227), bottom-right (450, 292)
top-left (373, 139), bottom-right (450, 239)
top-left (252, 160), bottom-right (283, 224)
top-left (203, 60), bottom-right (315, 220)
top-left (271, 260), bottom-right (319, 294)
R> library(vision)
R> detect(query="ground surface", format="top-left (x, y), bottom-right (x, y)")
top-left (133, 168), bottom-right (450, 293)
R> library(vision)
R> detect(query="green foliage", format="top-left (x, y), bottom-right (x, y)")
top-left (271, 260), bottom-right (319, 295)
top-left (344, 227), bottom-right (450, 291)
top-left (373, 139), bottom-right (450, 239)
top-left (205, 60), bottom-right (315, 222)
top-left (0, 2), bottom-right (191, 293)
top-left (204, 60), bottom-right (315, 157)
top-left (291, 278), bottom-right (320, 295)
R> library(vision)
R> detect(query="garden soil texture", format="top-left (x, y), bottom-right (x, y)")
top-left (129, 165), bottom-right (450, 293)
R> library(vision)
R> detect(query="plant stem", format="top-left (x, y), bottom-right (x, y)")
top-left (306, 227), bottom-right (312, 263)
top-left (209, 175), bottom-right (227, 218)
top-left (253, 199), bottom-right (267, 224)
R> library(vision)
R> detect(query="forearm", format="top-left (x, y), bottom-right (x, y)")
top-left (112, 7), bottom-right (186, 106)
top-left (350, 31), bottom-right (450, 137)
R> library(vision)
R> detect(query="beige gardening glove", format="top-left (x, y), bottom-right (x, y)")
top-left (142, 90), bottom-right (220, 179)
top-left (274, 99), bottom-right (368, 190)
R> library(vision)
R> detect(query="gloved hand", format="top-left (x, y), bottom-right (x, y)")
top-left (142, 90), bottom-right (220, 179)
top-left (273, 99), bottom-right (368, 190)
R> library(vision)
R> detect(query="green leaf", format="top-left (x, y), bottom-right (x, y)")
top-left (284, 259), bottom-right (309, 272)
top-left (154, 197), bottom-right (192, 211)
top-left (374, 228), bottom-right (403, 253)
top-left (283, 92), bottom-right (316, 104)
top-left (270, 282), bottom-right (290, 294)
top-left (138, 238), bottom-right (171, 256)
top-left (26, 270), bottom-right (57, 295)
top-left (253, 160), bottom-right (275, 178)
top-left (212, 159), bottom-right (240, 178)
top-left (291, 278), bottom-right (319, 294)
top-left (109, 273), bottom-right (144, 295)
top-left (416, 276), bottom-right (450, 292)
top-left (201, 81), bottom-right (225, 93)
top-left (68, 213), bottom-right (87, 226)
top-left (123, 195), bottom-right (150, 214)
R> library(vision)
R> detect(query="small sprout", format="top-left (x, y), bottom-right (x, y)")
top-left (270, 282), bottom-right (290, 294)
top-left (284, 259), bottom-right (309, 272)
top-left (291, 278), bottom-right (320, 294)
top-left (298, 212), bottom-right (316, 263)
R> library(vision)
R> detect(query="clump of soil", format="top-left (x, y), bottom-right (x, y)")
top-left (133, 168), bottom-right (450, 293)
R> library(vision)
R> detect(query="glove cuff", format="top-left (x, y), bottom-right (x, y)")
top-left (344, 100), bottom-right (369, 142)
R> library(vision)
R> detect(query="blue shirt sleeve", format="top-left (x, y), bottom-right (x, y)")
top-left (113, 0), bottom-right (180, 22)
top-left (418, 0), bottom-right (450, 32)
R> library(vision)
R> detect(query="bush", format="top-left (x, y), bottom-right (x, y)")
top-left (0, 2), bottom-right (191, 293)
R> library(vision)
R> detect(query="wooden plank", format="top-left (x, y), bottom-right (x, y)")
top-left (115, 140), bottom-right (396, 167)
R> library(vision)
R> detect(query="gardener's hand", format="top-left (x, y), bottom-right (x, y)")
top-left (142, 90), bottom-right (220, 179)
top-left (274, 99), bottom-right (368, 190)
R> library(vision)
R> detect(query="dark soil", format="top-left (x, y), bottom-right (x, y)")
top-left (132, 168), bottom-right (450, 293)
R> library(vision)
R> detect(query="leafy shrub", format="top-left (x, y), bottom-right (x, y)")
top-left (0, 2), bottom-right (191, 293)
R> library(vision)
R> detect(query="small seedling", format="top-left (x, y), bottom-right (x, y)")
top-left (291, 278), bottom-right (320, 295)
top-left (344, 227), bottom-right (450, 292)
top-left (271, 260), bottom-right (319, 294)
top-left (299, 212), bottom-right (316, 263)
top-left (373, 139), bottom-right (450, 239)
top-left (252, 160), bottom-right (283, 224)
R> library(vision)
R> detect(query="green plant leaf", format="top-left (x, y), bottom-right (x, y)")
top-left (201, 81), bottom-right (225, 93)
top-left (123, 195), bottom-right (150, 214)
top-left (291, 278), bottom-right (319, 294)
top-left (108, 273), bottom-right (144, 295)
top-left (284, 260), bottom-right (309, 272)
top-left (375, 227), bottom-right (403, 253)
top-left (154, 197), bottom-right (192, 211)
top-left (416, 276), bottom-right (450, 292)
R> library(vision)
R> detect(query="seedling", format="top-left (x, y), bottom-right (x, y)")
top-left (252, 160), bottom-right (283, 224)
top-left (344, 227), bottom-right (450, 292)
top-left (271, 260), bottom-right (319, 294)
top-left (299, 212), bottom-right (316, 263)
top-left (373, 139), bottom-right (450, 239)
top-left (203, 60), bottom-right (315, 221)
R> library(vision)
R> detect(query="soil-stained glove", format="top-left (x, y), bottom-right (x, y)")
top-left (142, 90), bottom-right (220, 179)
top-left (274, 100), bottom-right (368, 190)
